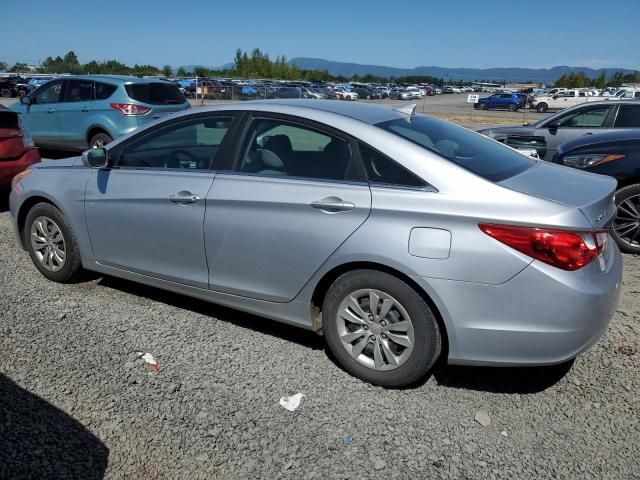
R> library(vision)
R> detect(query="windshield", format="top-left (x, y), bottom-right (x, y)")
top-left (376, 115), bottom-right (535, 182)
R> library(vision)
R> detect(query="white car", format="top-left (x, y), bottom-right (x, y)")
top-left (405, 86), bottom-right (424, 98)
top-left (335, 88), bottom-right (358, 101)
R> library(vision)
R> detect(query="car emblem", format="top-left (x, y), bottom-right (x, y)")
top-left (594, 212), bottom-right (605, 223)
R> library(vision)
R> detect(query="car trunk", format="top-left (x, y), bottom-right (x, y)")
top-left (0, 110), bottom-right (25, 160)
top-left (499, 161), bottom-right (617, 229)
top-left (125, 83), bottom-right (189, 125)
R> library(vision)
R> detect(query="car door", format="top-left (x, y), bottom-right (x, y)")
top-left (204, 113), bottom-right (372, 302)
top-left (84, 113), bottom-right (237, 288)
top-left (57, 78), bottom-right (95, 150)
top-left (22, 79), bottom-right (64, 148)
top-left (537, 104), bottom-right (617, 160)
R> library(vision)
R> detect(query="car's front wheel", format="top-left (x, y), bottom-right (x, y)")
top-left (611, 184), bottom-right (640, 254)
top-left (536, 102), bottom-right (548, 113)
top-left (508, 103), bottom-right (518, 112)
top-left (323, 269), bottom-right (442, 388)
top-left (479, 102), bottom-right (488, 110)
top-left (24, 203), bottom-right (82, 283)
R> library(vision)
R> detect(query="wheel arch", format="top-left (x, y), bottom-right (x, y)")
top-left (86, 125), bottom-right (112, 147)
top-left (310, 260), bottom-right (450, 359)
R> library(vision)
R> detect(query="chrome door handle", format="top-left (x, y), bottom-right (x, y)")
top-left (81, 106), bottom-right (90, 112)
top-left (169, 191), bottom-right (201, 205)
top-left (47, 108), bottom-right (55, 113)
top-left (311, 197), bottom-right (355, 212)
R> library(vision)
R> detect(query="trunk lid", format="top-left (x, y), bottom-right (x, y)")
top-left (499, 161), bottom-right (617, 229)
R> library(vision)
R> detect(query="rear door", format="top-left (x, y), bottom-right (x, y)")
top-left (57, 79), bottom-right (95, 150)
top-left (204, 113), bottom-right (372, 302)
top-left (22, 79), bottom-right (64, 148)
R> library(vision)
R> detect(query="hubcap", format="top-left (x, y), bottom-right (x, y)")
top-left (336, 289), bottom-right (415, 371)
top-left (30, 216), bottom-right (66, 272)
top-left (613, 194), bottom-right (640, 248)
top-left (93, 139), bottom-right (105, 148)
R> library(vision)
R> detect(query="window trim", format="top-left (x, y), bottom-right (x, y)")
top-left (354, 141), bottom-right (436, 192)
top-left (31, 79), bottom-right (64, 105)
top-left (227, 112), bottom-right (368, 185)
top-left (110, 112), bottom-right (240, 172)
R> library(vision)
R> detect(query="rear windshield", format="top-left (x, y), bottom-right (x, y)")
top-left (376, 116), bottom-right (534, 182)
top-left (125, 83), bottom-right (186, 105)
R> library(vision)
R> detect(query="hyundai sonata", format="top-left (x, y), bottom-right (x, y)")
top-left (9, 100), bottom-right (622, 387)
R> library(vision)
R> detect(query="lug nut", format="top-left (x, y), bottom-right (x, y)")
top-left (369, 335), bottom-right (376, 342)
top-left (363, 325), bottom-right (369, 330)
top-left (368, 314), bottom-right (374, 321)
top-left (380, 320), bottom-right (387, 326)
top-left (381, 334), bottom-right (387, 339)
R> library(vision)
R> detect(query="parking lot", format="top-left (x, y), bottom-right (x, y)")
top-left (1, 190), bottom-right (639, 478)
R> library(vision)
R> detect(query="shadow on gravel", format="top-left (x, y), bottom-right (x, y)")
top-left (97, 276), bottom-right (325, 350)
top-left (0, 188), bottom-right (8, 213)
top-left (433, 359), bottom-right (574, 394)
top-left (0, 374), bottom-right (109, 479)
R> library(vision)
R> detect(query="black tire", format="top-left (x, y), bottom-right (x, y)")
top-left (24, 202), bottom-right (83, 283)
top-left (536, 102), bottom-right (548, 113)
top-left (479, 102), bottom-right (488, 110)
top-left (89, 132), bottom-right (112, 149)
top-left (1, 89), bottom-right (11, 98)
top-left (507, 103), bottom-right (518, 112)
top-left (323, 269), bottom-right (442, 388)
top-left (611, 184), bottom-right (640, 254)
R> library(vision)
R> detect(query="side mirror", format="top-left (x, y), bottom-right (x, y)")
top-left (547, 121), bottom-right (559, 130)
top-left (552, 95), bottom-right (558, 100)
top-left (20, 95), bottom-right (31, 105)
top-left (82, 147), bottom-right (110, 168)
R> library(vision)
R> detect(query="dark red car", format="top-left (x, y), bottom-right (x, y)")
top-left (0, 105), bottom-right (40, 187)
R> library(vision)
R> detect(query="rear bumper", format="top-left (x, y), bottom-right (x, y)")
top-left (414, 241), bottom-right (623, 366)
top-left (0, 149), bottom-right (41, 186)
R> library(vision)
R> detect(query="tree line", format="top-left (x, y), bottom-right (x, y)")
top-left (3, 50), bottom-right (637, 87)
top-left (554, 70), bottom-right (640, 88)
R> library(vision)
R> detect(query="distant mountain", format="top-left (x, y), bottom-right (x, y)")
top-left (288, 57), bottom-right (637, 83)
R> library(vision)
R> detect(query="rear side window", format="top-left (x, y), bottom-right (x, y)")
top-left (359, 143), bottom-right (426, 188)
top-left (614, 105), bottom-right (640, 128)
top-left (125, 83), bottom-right (185, 105)
top-left (376, 116), bottom-right (534, 182)
top-left (95, 82), bottom-right (117, 100)
top-left (65, 79), bottom-right (94, 102)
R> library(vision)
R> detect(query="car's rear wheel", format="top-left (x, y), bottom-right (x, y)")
top-left (536, 103), bottom-right (548, 113)
top-left (323, 269), bottom-right (441, 388)
top-left (1, 89), bottom-right (11, 98)
top-left (25, 203), bottom-right (82, 283)
top-left (89, 132), bottom-right (113, 149)
top-left (611, 184), bottom-right (640, 254)
top-left (508, 103), bottom-right (518, 112)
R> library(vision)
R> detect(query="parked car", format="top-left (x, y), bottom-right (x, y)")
top-left (9, 100), bottom-right (621, 387)
top-left (479, 101), bottom-right (640, 160)
top-left (334, 89), bottom-right (358, 101)
top-left (475, 93), bottom-right (524, 111)
top-left (351, 87), bottom-right (381, 100)
top-left (552, 127), bottom-right (640, 254)
top-left (532, 89), bottom-right (595, 113)
top-left (0, 76), bottom-right (25, 98)
top-left (0, 105), bottom-right (40, 187)
top-left (11, 75), bottom-right (190, 151)
top-left (389, 89), bottom-right (418, 100)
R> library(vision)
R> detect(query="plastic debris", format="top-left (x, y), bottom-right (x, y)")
top-left (342, 434), bottom-right (353, 446)
top-left (137, 352), bottom-right (160, 373)
top-left (279, 393), bottom-right (305, 412)
top-left (474, 409), bottom-right (491, 427)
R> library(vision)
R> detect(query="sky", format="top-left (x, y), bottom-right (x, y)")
top-left (2, 0), bottom-right (638, 70)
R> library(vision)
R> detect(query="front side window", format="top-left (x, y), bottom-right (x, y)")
top-left (614, 105), bottom-right (640, 128)
top-left (33, 80), bottom-right (63, 104)
top-left (237, 118), bottom-right (357, 182)
top-left (117, 116), bottom-right (233, 170)
top-left (554, 106), bottom-right (612, 128)
top-left (376, 116), bottom-right (534, 182)
top-left (66, 80), bottom-right (94, 102)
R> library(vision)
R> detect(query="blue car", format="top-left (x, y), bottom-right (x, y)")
top-left (475, 93), bottom-right (524, 112)
top-left (11, 75), bottom-right (190, 150)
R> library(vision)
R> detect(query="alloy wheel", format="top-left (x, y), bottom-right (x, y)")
top-left (336, 289), bottom-right (415, 371)
top-left (613, 194), bottom-right (640, 248)
top-left (30, 216), bottom-right (66, 272)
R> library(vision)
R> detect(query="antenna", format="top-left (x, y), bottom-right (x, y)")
top-left (393, 103), bottom-right (417, 117)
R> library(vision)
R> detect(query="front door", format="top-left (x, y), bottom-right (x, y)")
top-left (538, 104), bottom-right (617, 160)
top-left (85, 114), bottom-right (236, 288)
top-left (205, 115), bottom-right (371, 302)
top-left (22, 79), bottom-right (64, 148)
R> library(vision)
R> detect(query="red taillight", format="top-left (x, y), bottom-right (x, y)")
top-left (109, 103), bottom-right (151, 116)
top-left (479, 224), bottom-right (608, 271)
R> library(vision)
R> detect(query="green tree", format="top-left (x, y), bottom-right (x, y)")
top-left (176, 66), bottom-right (187, 77)
top-left (9, 63), bottom-right (30, 73)
top-left (0, 61), bottom-right (7, 72)
top-left (595, 70), bottom-right (607, 89)
top-left (162, 65), bottom-right (173, 77)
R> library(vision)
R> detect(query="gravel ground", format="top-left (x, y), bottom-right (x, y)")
top-left (0, 194), bottom-right (639, 479)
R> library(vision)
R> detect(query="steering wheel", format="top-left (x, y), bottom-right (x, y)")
top-left (167, 149), bottom-right (198, 168)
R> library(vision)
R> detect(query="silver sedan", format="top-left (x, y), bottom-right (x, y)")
top-left (9, 100), bottom-right (622, 387)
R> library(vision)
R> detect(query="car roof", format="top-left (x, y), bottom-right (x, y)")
top-left (65, 74), bottom-right (175, 85)
top-left (241, 99), bottom-right (405, 124)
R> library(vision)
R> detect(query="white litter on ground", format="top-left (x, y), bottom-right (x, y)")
top-left (279, 393), bottom-right (305, 412)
